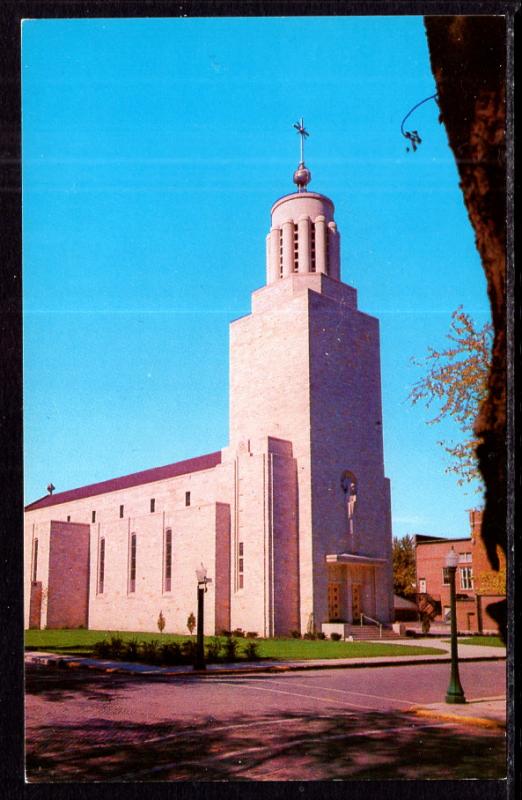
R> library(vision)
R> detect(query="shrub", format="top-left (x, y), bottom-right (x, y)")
top-left (233, 628), bottom-right (245, 638)
top-left (317, 631), bottom-right (326, 640)
top-left (244, 640), bottom-right (260, 661)
top-left (206, 637), bottom-right (222, 662)
top-left (291, 630), bottom-right (301, 639)
top-left (221, 629), bottom-right (232, 637)
top-left (223, 636), bottom-right (239, 661)
top-left (246, 631), bottom-right (258, 639)
top-left (160, 642), bottom-right (182, 665)
top-left (123, 638), bottom-right (140, 661)
top-left (157, 611), bottom-right (166, 634)
top-left (303, 632), bottom-right (317, 640)
top-left (181, 639), bottom-right (196, 663)
top-left (330, 633), bottom-right (342, 641)
top-left (93, 639), bottom-right (112, 658)
top-left (187, 612), bottom-right (196, 635)
top-left (141, 639), bottom-right (161, 664)
top-left (108, 634), bottom-right (124, 658)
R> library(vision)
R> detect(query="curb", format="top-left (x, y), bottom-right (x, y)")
top-left (25, 652), bottom-right (506, 678)
top-left (408, 706), bottom-right (506, 731)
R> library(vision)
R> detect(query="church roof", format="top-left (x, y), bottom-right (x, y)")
top-left (25, 450), bottom-right (222, 511)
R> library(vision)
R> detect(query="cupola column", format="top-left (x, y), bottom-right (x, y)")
top-left (267, 228), bottom-right (281, 283)
top-left (314, 215), bottom-right (328, 275)
top-left (328, 222), bottom-right (341, 281)
top-left (281, 219), bottom-right (295, 277)
top-left (297, 215), bottom-right (311, 273)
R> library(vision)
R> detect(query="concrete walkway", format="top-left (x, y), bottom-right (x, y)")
top-left (25, 639), bottom-right (506, 730)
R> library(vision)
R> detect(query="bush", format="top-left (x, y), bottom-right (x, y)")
top-left (291, 630), bottom-right (301, 639)
top-left (317, 631), bottom-right (326, 640)
top-left (246, 631), bottom-right (258, 639)
top-left (233, 628), bottom-right (245, 638)
top-left (330, 633), bottom-right (342, 641)
top-left (243, 640), bottom-right (260, 661)
top-left (220, 629), bottom-right (232, 637)
top-left (303, 632), bottom-right (317, 640)
top-left (123, 638), bottom-right (140, 661)
top-left (160, 642), bottom-right (182, 665)
top-left (181, 639), bottom-right (196, 663)
top-left (108, 634), bottom-right (124, 658)
top-left (223, 637), bottom-right (239, 661)
top-left (206, 637), bottom-right (222, 662)
top-left (141, 639), bottom-right (161, 664)
top-left (93, 639), bottom-right (112, 658)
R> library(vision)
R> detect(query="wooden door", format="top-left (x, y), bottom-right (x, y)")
top-left (352, 584), bottom-right (361, 622)
top-left (328, 583), bottom-right (341, 621)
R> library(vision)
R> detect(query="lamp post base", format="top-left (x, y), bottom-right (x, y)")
top-left (445, 684), bottom-right (466, 704)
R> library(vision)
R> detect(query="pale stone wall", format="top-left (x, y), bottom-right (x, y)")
top-left (47, 522), bottom-right (90, 629)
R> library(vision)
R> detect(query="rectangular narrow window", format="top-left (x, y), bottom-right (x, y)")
top-left (92, 510), bottom-right (96, 523)
top-left (32, 539), bottom-right (38, 583)
top-left (310, 224), bottom-right (316, 272)
top-left (185, 491), bottom-right (191, 507)
top-left (238, 541), bottom-right (244, 589)
top-left (442, 567), bottom-right (451, 585)
top-left (150, 498), bottom-right (155, 513)
top-left (129, 533), bottom-right (136, 593)
top-left (293, 223), bottom-right (299, 272)
top-left (418, 578), bottom-right (426, 594)
top-left (460, 567), bottom-right (473, 590)
top-left (164, 528), bottom-right (172, 592)
top-left (119, 504), bottom-right (124, 518)
top-left (459, 552), bottom-right (472, 563)
top-left (67, 515), bottom-right (71, 522)
top-left (98, 538), bottom-right (105, 594)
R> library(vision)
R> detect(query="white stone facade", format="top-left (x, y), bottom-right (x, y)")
top-left (25, 177), bottom-right (394, 636)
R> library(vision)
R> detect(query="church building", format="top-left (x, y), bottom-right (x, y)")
top-left (24, 132), bottom-right (394, 637)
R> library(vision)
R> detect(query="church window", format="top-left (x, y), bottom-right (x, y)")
top-left (164, 529), bottom-right (172, 592)
top-left (238, 541), bottom-right (244, 589)
top-left (460, 567), bottom-right (473, 590)
top-left (129, 533), bottom-right (137, 593)
top-left (185, 491), bottom-right (191, 507)
top-left (67, 515), bottom-right (71, 522)
top-left (98, 538), bottom-right (105, 594)
top-left (32, 539), bottom-right (38, 582)
top-left (150, 498), bottom-right (155, 513)
top-left (279, 230), bottom-right (283, 278)
top-left (293, 223), bottom-right (299, 272)
top-left (92, 510), bottom-right (96, 523)
top-left (310, 223), bottom-right (316, 271)
top-left (119, 504), bottom-right (124, 518)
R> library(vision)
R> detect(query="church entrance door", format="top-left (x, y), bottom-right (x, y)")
top-left (328, 583), bottom-right (341, 621)
top-left (352, 584), bottom-right (361, 622)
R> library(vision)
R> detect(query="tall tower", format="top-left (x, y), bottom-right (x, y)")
top-left (228, 124), bottom-right (393, 635)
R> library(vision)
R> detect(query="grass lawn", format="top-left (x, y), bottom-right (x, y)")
top-left (25, 629), bottom-right (446, 660)
top-left (444, 636), bottom-right (505, 648)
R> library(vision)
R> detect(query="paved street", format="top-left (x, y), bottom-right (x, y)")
top-left (26, 660), bottom-right (506, 781)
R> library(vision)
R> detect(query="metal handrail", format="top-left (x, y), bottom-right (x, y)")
top-left (360, 613), bottom-right (383, 639)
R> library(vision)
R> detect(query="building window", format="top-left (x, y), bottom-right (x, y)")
top-left (442, 567), bottom-right (451, 585)
top-left (92, 510), bottom-right (96, 523)
top-left (459, 552), bottom-right (472, 563)
top-left (279, 229), bottom-right (283, 278)
top-left (460, 567), bottom-right (473, 590)
top-left (293, 223), bottom-right (299, 272)
top-left (67, 515), bottom-right (71, 522)
top-left (150, 498), bottom-right (155, 513)
top-left (164, 528), bottom-right (172, 592)
top-left (32, 539), bottom-right (38, 583)
top-left (418, 578), bottom-right (426, 594)
top-left (185, 491), bottom-right (191, 507)
top-left (238, 541), bottom-right (244, 589)
top-left (119, 504), bottom-right (124, 518)
top-left (98, 538), bottom-right (105, 594)
top-left (129, 533), bottom-right (137, 593)
top-left (443, 606), bottom-right (451, 623)
top-left (310, 223), bottom-right (316, 271)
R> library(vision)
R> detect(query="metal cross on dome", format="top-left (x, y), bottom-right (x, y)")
top-left (293, 117), bottom-right (309, 164)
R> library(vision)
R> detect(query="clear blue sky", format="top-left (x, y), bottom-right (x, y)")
top-left (23, 16), bottom-right (490, 539)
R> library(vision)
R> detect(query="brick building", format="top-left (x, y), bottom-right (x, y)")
top-left (25, 152), bottom-right (394, 637)
top-left (415, 510), bottom-right (505, 634)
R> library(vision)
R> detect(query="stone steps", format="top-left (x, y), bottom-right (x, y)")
top-left (349, 625), bottom-right (402, 641)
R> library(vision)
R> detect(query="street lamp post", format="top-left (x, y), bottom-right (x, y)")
top-left (445, 547), bottom-right (466, 704)
top-left (194, 563), bottom-right (212, 671)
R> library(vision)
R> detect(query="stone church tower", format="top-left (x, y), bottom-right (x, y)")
top-left (225, 141), bottom-right (394, 634)
top-left (25, 131), bottom-right (393, 638)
